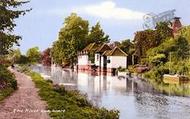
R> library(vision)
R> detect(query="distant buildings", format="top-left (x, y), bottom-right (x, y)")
top-left (77, 43), bottom-right (128, 74)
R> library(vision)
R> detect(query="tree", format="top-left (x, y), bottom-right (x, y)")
top-left (8, 48), bottom-right (21, 64)
top-left (0, 0), bottom-right (30, 55)
top-left (51, 13), bottom-right (89, 67)
top-left (17, 55), bottom-right (30, 64)
top-left (180, 25), bottom-right (190, 43)
top-left (134, 22), bottom-right (173, 61)
top-left (118, 39), bottom-right (134, 54)
top-left (156, 22), bottom-right (173, 40)
top-left (41, 48), bottom-right (51, 66)
top-left (134, 29), bottom-right (161, 59)
top-left (87, 22), bottom-right (110, 44)
top-left (175, 36), bottom-right (190, 59)
top-left (26, 47), bottom-right (41, 63)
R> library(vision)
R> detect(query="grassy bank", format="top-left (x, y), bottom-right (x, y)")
top-left (0, 65), bottom-right (17, 102)
top-left (144, 69), bottom-right (190, 96)
top-left (25, 69), bottom-right (119, 119)
top-left (0, 87), bottom-right (15, 101)
top-left (149, 80), bottom-right (190, 96)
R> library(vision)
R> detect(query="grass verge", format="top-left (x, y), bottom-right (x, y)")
top-left (0, 87), bottom-right (14, 102)
top-left (0, 65), bottom-right (17, 102)
top-left (27, 70), bottom-right (119, 119)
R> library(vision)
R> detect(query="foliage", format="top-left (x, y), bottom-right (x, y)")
top-left (7, 49), bottom-right (21, 64)
top-left (146, 36), bottom-right (190, 66)
top-left (87, 22), bottom-right (110, 44)
top-left (51, 13), bottom-right (89, 67)
top-left (156, 22), bottom-right (173, 40)
top-left (26, 47), bottom-right (41, 64)
top-left (16, 55), bottom-right (30, 64)
top-left (0, 0), bottom-right (30, 55)
top-left (134, 22), bottom-right (173, 60)
top-left (118, 39), bottom-right (134, 54)
top-left (0, 65), bottom-right (17, 101)
top-left (134, 29), bottom-right (161, 59)
top-left (29, 71), bottom-right (119, 119)
top-left (41, 48), bottom-right (51, 66)
top-left (179, 25), bottom-right (190, 43)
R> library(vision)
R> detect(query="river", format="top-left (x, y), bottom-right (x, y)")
top-left (32, 65), bottom-right (190, 119)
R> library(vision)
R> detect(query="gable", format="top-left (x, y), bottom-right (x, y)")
top-left (96, 44), bottom-right (112, 53)
top-left (106, 47), bottom-right (128, 57)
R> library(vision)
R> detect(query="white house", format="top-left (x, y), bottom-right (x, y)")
top-left (77, 42), bottom-right (128, 75)
top-left (77, 43), bottom-right (100, 70)
top-left (102, 47), bottom-right (128, 74)
top-left (95, 44), bottom-right (112, 71)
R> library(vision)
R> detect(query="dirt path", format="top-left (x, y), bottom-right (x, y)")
top-left (0, 69), bottom-right (50, 119)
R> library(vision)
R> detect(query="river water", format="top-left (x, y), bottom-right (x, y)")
top-left (32, 65), bottom-right (190, 119)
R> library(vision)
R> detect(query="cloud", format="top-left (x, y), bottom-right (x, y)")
top-left (74, 1), bottom-right (145, 20)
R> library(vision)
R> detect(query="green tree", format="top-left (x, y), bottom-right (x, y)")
top-left (175, 36), bottom-right (190, 59)
top-left (26, 47), bottom-right (41, 63)
top-left (0, 0), bottom-right (30, 55)
top-left (8, 48), bottom-right (21, 64)
top-left (180, 25), bottom-right (190, 43)
top-left (119, 39), bottom-right (134, 54)
top-left (134, 22), bottom-right (173, 62)
top-left (87, 22), bottom-right (110, 44)
top-left (134, 29), bottom-right (161, 59)
top-left (156, 22), bottom-right (173, 40)
top-left (51, 13), bottom-right (89, 68)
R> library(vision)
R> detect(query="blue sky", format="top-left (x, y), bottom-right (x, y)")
top-left (15, 0), bottom-right (190, 53)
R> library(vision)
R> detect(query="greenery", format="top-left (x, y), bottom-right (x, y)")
top-left (51, 13), bottom-right (89, 67)
top-left (28, 71), bottom-right (119, 119)
top-left (0, 0), bottom-right (30, 55)
top-left (26, 47), bottom-right (41, 64)
top-left (87, 22), bottom-right (110, 44)
top-left (0, 0), bottom-right (29, 101)
top-left (0, 65), bottom-right (17, 101)
top-left (7, 49), bottom-right (21, 64)
top-left (51, 13), bottom-right (110, 68)
top-left (131, 21), bottom-right (190, 96)
top-left (134, 22), bottom-right (173, 61)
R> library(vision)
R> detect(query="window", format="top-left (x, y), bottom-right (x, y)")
top-left (96, 54), bottom-right (99, 61)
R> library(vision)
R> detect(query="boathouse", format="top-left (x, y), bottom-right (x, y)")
top-left (77, 42), bottom-right (128, 74)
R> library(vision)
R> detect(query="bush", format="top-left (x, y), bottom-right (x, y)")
top-left (0, 64), bottom-right (17, 101)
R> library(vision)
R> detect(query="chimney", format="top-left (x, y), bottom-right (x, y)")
top-left (172, 17), bottom-right (182, 36)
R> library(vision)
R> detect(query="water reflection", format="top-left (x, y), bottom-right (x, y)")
top-left (32, 65), bottom-right (190, 119)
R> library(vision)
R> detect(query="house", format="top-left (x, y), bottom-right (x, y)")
top-left (78, 42), bottom-right (128, 75)
top-left (101, 47), bottom-right (128, 74)
top-left (77, 43), bottom-right (100, 70)
top-left (95, 43), bottom-right (112, 71)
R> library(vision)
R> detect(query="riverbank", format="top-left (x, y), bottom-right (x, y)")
top-left (23, 65), bottom-right (119, 119)
top-left (0, 68), bottom-right (50, 119)
top-left (143, 70), bottom-right (190, 96)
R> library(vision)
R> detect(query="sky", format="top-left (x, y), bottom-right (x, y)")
top-left (14, 0), bottom-right (190, 53)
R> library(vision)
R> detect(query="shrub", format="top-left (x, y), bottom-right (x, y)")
top-left (0, 64), bottom-right (17, 101)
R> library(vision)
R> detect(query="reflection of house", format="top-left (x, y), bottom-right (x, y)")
top-left (78, 43), bottom-right (128, 74)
